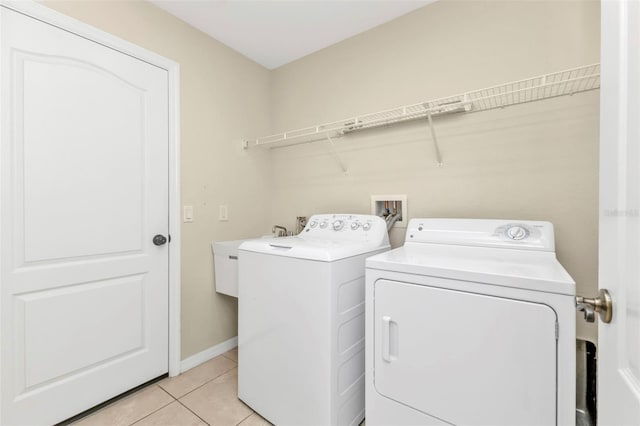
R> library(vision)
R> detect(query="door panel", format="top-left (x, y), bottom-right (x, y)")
top-left (20, 52), bottom-right (145, 262)
top-left (19, 275), bottom-right (145, 388)
top-left (599, 0), bottom-right (640, 424)
top-left (374, 279), bottom-right (557, 426)
top-left (1, 7), bottom-right (169, 425)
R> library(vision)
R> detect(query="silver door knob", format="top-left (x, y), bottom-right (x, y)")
top-left (576, 289), bottom-right (612, 323)
top-left (153, 234), bottom-right (168, 246)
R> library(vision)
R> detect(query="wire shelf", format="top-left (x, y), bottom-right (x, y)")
top-left (250, 63), bottom-right (600, 149)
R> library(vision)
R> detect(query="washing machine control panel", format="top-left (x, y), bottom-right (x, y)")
top-left (405, 219), bottom-right (556, 252)
top-left (505, 225), bottom-right (529, 240)
top-left (301, 214), bottom-right (387, 242)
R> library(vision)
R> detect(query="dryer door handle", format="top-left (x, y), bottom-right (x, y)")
top-left (382, 316), bottom-right (392, 362)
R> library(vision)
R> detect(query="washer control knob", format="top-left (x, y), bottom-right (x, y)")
top-left (506, 225), bottom-right (528, 240)
top-left (309, 220), bottom-right (318, 228)
top-left (319, 220), bottom-right (328, 229)
top-left (350, 222), bottom-right (360, 230)
top-left (333, 220), bottom-right (344, 231)
top-left (362, 221), bottom-right (372, 231)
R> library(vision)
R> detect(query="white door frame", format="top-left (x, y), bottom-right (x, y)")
top-left (0, 0), bottom-right (182, 378)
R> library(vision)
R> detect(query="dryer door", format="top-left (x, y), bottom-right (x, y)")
top-left (373, 279), bottom-right (557, 426)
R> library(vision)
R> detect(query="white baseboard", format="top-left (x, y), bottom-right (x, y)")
top-left (179, 336), bottom-right (238, 374)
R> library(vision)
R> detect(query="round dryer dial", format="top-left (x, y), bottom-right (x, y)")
top-left (319, 220), bottom-right (328, 229)
top-left (362, 221), bottom-right (372, 231)
top-left (350, 222), bottom-right (360, 230)
top-left (506, 225), bottom-right (529, 240)
top-left (333, 220), bottom-right (344, 231)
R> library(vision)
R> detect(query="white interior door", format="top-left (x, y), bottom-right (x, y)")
top-left (598, 0), bottom-right (640, 424)
top-left (0, 6), bottom-right (170, 425)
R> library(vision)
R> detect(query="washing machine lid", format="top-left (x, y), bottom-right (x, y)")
top-left (239, 214), bottom-right (390, 262)
top-left (240, 236), bottom-right (388, 261)
top-left (366, 243), bottom-right (575, 295)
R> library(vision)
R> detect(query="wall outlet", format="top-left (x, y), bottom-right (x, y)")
top-left (183, 205), bottom-right (193, 223)
top-left (219, 204), bottom-right (229, 221)
top-left (371, 195), bottom-right (408, 228)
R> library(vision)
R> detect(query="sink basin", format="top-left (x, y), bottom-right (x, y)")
top-left (211, 239), bottom-right (250, 298)
top-left (211, 237), bottom-right (275, 297)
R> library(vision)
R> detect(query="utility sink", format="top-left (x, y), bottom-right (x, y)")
top-left (211, 236), bottom-right (275, 297)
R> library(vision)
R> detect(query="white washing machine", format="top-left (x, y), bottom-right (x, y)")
top-left (239, 214), bottom-right (390, 426)
top-left (365, 219), bottom-right (576, 426)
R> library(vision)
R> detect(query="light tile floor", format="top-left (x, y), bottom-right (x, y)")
top-left (73, 349), bottom-right (272, 426)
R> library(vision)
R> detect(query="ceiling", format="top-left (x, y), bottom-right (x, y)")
top-left (150, 0), bottom-right (433, 69)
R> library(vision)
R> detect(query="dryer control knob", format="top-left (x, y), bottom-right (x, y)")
top-left (309, 220), bottom-right (318, 228)
top-left (319, 221), bottom-right (328, 229)
top-left (362, 221), bottom-right (372, 231)
top-left (506, 226), bottom-right (528, 240)
top-left (350, 222), bottom-right (360, 230)
top-left (333, 220), bottom-right (344, 231)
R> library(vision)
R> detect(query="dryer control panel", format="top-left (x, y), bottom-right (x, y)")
top-left (405, 218), bottom-right (555, 251)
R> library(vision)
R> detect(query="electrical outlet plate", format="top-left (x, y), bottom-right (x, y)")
top-left (183, 205), bottom-right (193, 223)
top-left (219, 205), bottom-right (228, 221)
top-left (371, 195), bottom-right (407, 228)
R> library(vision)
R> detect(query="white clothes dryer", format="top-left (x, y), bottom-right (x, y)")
top-left (239, 214), bottom-right (390, 426)
top-left (365, 219), bottom-right (576, 426)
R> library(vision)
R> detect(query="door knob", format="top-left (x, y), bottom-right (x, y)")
top-left (153, 234), bottom-right (168, 246)
top-left (576, 289), bottom-right (612, 323)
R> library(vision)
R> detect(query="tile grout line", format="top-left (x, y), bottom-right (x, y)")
top-left (122, 356), bottom-right (237, 426)
top-left (220, 352), bottom-right (237, 362)
top-left (234, 411), bottom-right (255, 426)
top-left (169, 363), bottom-right (238, 400)
top-left (175, 399), bottom-right (211, 425)
top-left (157, 385), bottom-right (178, 401)
top-left (127, 385), bottom-right (176, 426)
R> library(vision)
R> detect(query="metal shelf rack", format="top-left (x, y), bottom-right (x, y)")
top-left (245, 63), bottom-right (600, 168)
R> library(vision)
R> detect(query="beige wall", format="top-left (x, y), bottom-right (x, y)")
top-left (42, 0), bottom-right (273, 359)
top-left (269, 0), bottom-right (600, 340)
top-left (41, 0), bottom-right (601, 354)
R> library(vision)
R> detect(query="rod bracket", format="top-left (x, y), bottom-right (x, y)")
top-left (326, 135), bottom-right (348, 174)
top-left (426, 112), bottom-right (443, 167)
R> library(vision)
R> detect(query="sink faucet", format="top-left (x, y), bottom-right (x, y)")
top-left (272, 225), bottom-right (288, 237)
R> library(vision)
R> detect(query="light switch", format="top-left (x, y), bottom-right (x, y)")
top-left (183, 205), bottom-right (193, 223)
top-left (219, 205), bottom-right (228, 221)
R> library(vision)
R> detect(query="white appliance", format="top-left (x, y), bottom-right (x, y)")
top-left (238, 214), bottom-right (390, 426)
top-left (365, 219), bottom-right (576, 426)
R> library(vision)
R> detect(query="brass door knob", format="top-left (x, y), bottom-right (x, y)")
top-left (576, 289), bottom-right (612, 324)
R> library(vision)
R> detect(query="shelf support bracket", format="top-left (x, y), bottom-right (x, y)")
top-left (427, 112), bottom-right (443, 167)
top-left (326, 135), bottom-right (348, 173)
